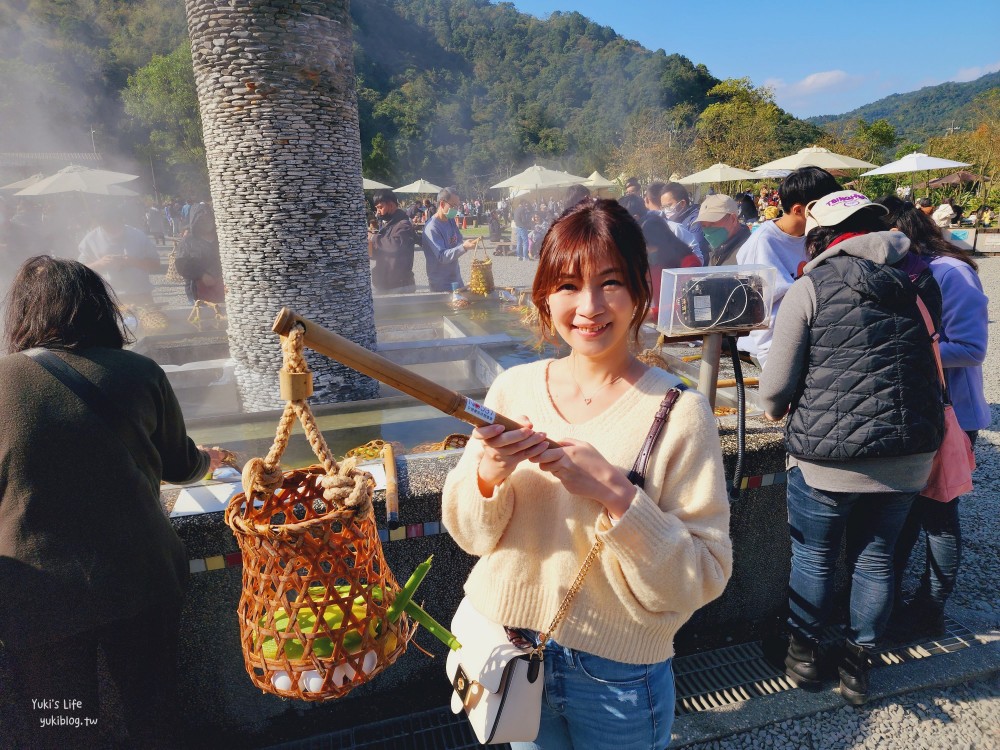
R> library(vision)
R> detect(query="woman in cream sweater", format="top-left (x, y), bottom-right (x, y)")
top-left (442, 199), bottom-right (733, 750)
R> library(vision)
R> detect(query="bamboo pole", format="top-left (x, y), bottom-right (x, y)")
top-left (382, 443), bottom-right (400, 530)
top-left (717, 378), bottom-right (758, 389)
top-left (272, 308), bottom-right (551, 445)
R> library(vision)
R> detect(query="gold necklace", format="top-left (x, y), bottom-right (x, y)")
top-left (571, 356), bottom-right (628, 405)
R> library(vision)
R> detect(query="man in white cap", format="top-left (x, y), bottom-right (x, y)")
top-left (697, 195), bottom-right (751, 266)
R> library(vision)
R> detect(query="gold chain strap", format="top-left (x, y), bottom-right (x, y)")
top-left (535, 537), bottom-right (605, 654)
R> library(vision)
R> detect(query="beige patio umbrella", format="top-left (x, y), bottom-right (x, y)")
top-left (754, 146), bottom-right (877, 172)
top-left (394, 178), bottom-right (443, 194)
top-left (491, 165), bottom-right (587, 191)
top-left (1, 173), bottom-right (45, 191)
top-left (860, 153), bottom-right (971, 176)
top-left (861, 153), bottom-right (973, 198)
top-left (362, 178), bottom-right (391, 190)
top-left (582, 170), bottom-right (615, 189)
top-left (678, 163), bottom-right (759, 184)
top-left (14, 165), bottom-right (139, 196)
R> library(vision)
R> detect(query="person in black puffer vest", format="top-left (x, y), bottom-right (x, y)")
top-left (759, 191), bottom-right (944, 707)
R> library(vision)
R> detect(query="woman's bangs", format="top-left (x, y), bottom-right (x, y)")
top-left (552, 233), bottom-right (623, 282)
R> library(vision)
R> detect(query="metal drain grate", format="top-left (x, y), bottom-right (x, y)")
top-left (265, 706), bottom-right (505, 750)
top-left (266, 615), bottom-right (980, 746)
top-left (673, 613), bottom-right (978, 715)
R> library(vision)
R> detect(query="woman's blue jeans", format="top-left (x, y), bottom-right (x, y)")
top-left (510, 637), bottom-right (674, 750)
top-left (892, 431), bottom-right (976, 607)
top-left (515, 227), bottom-right (530, 259)
top-left (786, 467), bottom-right (916, 648)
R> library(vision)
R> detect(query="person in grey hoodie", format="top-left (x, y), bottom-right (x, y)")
top-left (759, 191), bottom-right (944, 706)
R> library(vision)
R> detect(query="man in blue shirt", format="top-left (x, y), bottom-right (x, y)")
top-left (422, 186), bottom-right (478, 292)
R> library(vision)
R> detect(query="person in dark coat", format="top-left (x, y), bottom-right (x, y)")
top-left (760, 191), bottom-right (944, 706)
top-left (368, 189), bottom-right (416, 293)
top-left (174, 202), bottom-right (224, 303)
top-left (0, 256), bottom-right (223, 748)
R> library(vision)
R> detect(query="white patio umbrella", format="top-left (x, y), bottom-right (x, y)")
top-left (754, 146), bottom-right (876, 172)
top-left (394, 178), bottom-right (442, 194)
top-left (491, 165), bottom-right (586, 191)
top-left (750, 168), bottom-right (793, 180)
top-left (860, 153), bottom-right (971, 176)
top-left (14, 165), bottom-right (139, 196)
top-left (362, 178), bottom-right (391, 190)
top-left (678, 163), bottom-right (759, 184)
top-left (582, 170), bottom-right (615, 189)
top-left (1, 173), bottom-right (45, 191)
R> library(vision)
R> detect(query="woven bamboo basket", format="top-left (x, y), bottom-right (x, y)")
top-left (225, 326), bottom-right (413, 701)
top-left (165, 248), bottom-right (184, 282)
top-left (410, 433), bottom-right (469, 454)
top-left (467, 240), bottom-right (495, 296)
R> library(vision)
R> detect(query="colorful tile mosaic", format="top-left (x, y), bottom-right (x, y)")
top-left (186, 476), bottom-right (783, 574)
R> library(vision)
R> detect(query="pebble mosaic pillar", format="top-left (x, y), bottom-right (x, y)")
top-left (185, 0), bottom-right (378, 410)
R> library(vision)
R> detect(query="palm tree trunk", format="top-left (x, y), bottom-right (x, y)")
top-left (185, 0), bottom-right (377, 411)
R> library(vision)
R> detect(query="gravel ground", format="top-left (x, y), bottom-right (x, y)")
top-left (683, 254), bottom-right (1000, 749)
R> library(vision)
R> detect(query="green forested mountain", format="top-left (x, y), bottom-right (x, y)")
top-left (809, 71), bottom-right (1000, 145)
top-left (353, 0), bottom-right (725, 188)
top-left (0, 0), bottom-right (825, 196)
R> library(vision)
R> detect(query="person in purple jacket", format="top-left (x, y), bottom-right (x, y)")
top-left (877, 196), bottom-right (990, 639)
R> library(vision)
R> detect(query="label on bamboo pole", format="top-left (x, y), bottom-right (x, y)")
top-left (462, 397), bottom-right (496, 425)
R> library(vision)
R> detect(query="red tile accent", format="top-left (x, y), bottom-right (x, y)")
top-left (224, 552), bottom-right (243, 568)
top-left (406, 523), bottom-right (424, 538)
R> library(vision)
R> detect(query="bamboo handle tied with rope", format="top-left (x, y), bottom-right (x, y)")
top-left (271, 308), bottom-right (554, 449)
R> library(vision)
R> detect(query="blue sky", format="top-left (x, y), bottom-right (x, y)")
top-left (507, 1), bottom-right (1000, 119)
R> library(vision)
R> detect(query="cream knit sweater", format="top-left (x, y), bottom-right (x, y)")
top-left (442, 360), bottom-right (732, 665)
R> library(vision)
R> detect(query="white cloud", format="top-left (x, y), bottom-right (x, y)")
top-left (953, 60), bottom-right (1000, 82)
top-left (766, 70), bottom-right (855, 99)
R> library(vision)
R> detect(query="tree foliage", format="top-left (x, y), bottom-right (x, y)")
top-left (122, 43), bottom-right (207, 194)
top-left (696, 79), bottom-right (783, 167)
top-left (3, 0), bottom-right (839, 197)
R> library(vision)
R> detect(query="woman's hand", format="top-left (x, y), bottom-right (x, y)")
top-left (474, 416), bottom-right (548, 496)
top-left (198, 445), bottom-right (239, 473)
top-left (531, 438), bottom-right (635, 519)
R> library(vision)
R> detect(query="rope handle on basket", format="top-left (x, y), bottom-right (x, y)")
top-left (240, 323), bottom-right (373, 517)
top-left (470, 236), bottom-right (487, 262)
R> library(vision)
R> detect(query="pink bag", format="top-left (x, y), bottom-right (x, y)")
top-left (915, 297), bottom-right (976, 502)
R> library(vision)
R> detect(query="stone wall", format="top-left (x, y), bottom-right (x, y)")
top-left (185, 0), bottom-right (378, 411)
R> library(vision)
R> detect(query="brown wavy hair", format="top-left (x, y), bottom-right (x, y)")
top-left (4, 256), bottom-right (133, 353)
top-left (531, 198), bottom-right (650, 346)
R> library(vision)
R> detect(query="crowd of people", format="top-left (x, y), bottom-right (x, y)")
top-left (440, 167), bottom-right (987, 747)
top-left (0, 164), bottom-right (990, 748)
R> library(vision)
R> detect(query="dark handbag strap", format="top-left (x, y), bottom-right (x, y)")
top-left (22, 348), bottom-right (161, 494)
top-left (537, 383), bottom-right (686, 651)
top-left (627, 386), bottom-right (684, 489)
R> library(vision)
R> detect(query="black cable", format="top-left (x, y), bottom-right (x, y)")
top-left (727, 335), bottom-right (746, 501)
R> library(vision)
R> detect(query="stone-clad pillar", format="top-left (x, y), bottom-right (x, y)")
top-left (185, 0), bottom-right (378, 411)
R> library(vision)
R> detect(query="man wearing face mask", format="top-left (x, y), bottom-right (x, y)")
top-left (643, 182), bottom-right (704, 264)
top-left (697, 195), bottom-right (751, 266)
top-left (422, 186), bottom-right (478, 292)
top-left (735, 167), bottom-right (842, 368)
top-left (661, 182), bottom-right (711, 262)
